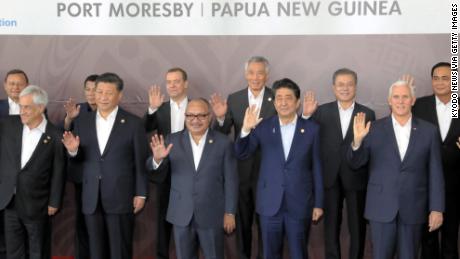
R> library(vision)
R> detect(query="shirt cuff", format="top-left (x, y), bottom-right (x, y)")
top-left (68, 149), bottom-right (78, 157)
top-left (240, 129), bottom-right (250, 138)
top-left (217, 117), bottom-right (225, 126)
top-left (302, 114), bottom-right (311, 120)
top-left (152, 158), bottom-right (163, 169)
top-left (351, 142), bottom-right (361, 151)
top-left (148, 107), bottom-right (158, 115)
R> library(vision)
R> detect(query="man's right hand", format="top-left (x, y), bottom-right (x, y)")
top-left (62, 131), bottom-right (80, 153)
top-left (148, 85), bottom-right (164, 110)
top-left (242, 105), bottom-right (262, 133)
top-left (210, 93), bottom-right (227, 120)
top-left (150, 134), bottom-right (173, 164)
top-left (352, 112), bottom-right (370, 148)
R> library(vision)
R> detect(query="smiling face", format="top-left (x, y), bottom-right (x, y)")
top-left (95, 82), bottom-right (122, 114)
top-left (274, 87), bottom-right (300, 120)
top-left (388, 83), bottom-right (415, 119)
top-left (333, 74), bottom-right (357, 104)
top-left (19, 94), bottom-right (45, 127)
top-left (431, 66), bottom-right (451, 99)
top-left (245, 61), bottom-right (268, 94)
top-left (4, 73), bottom-right (28, 102)
top-left (185, 100), bottom-right (211, 137)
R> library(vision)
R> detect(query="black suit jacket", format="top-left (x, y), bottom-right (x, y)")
top-left (0, 100), bottom-right (8, 118)
top-left (144, 101), bottom-right (172, 136)
top-left (312, 101), bottom-right (375, 190)
top-left (412, 95), bottom-right (460, 192)
top-left (214, 87), bottom-right (276, 139)
top-left (71, 108), bottom-right (149, 214)
top-left (0, 116), bottom-right (66, 221)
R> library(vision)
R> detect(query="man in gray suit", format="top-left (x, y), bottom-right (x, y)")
top-left (147, 98), bottom-right (238, 259)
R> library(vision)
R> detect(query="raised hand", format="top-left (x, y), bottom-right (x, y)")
top-left (352, 112), bottom-right (371, 148)
top-left (210, 93), bottom-right (228, 120)
top-left (302, 90), bottom-right (318, 117)
top-left (242, 105), bottom-right (262, 133)
top-left (400, 74), bottom-right (415, 88)
top-left (62, 131), bottom-right (80, 153)
top-left (456, 137), bottom-right (460, 149)
top-left (64, 98), bottom-right (81, 120)
top-left (148, 85), bottom-right (165, 110)
top-left (150, 134), bottom-right (173, 163)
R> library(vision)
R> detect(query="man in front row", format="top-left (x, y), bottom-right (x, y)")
top-left (235, 78), bottom-right (323, 259)
top-left (0, 85), bottom-right (66, 259)
top-left (348, 80), bottom-right (444, 259)
top-left (148, 99), bottom-right (238, 259)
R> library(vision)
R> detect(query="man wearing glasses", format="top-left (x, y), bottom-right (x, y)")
top-left (147, 98), bottom-right (238, 259)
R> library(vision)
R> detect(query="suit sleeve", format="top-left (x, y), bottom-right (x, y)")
top-left (144, 111), bottom-right (159, 133)
top-left (213, 95), bottom-right (234, 135)
top-left (234, 124), bottom-right (261, 160)
top-left (223, 140), bottom-right (238, 214)
top-left (146, 153), bottom-right (170, 184)
top-left (48, 131), bottom-right (67, 208)
top-left (347, 128), bottom-right (371, 170)
top-left (428, 128), bottom-right (445, 212)
top-left (133, 119), bottom-right (149, 197)
top-left (312, 126), bottom-right (324, 209)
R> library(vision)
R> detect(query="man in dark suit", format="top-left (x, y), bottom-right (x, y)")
top-left (303, 68), bottom-right (375, 259)
top-left (61, 74), bottom-right (98, 259)
top-left (62, 72), bottom-right (149, 259)
top-left (210, 56), bottom-right (276, 259)
top-left (412, 62), bottom-right (460, 259)
top-left (349, 80), bottom-right (445, 259)
top-left (0, 69), bottom-right (30, 259)
top-left (144, 67), bottom-right (189, 259)
top-left (0, 85), bottom-right (66, 259)
top-left (235, 78), bottom-right (324, 259)
top-left (147, 98), bottom-right (238, 259)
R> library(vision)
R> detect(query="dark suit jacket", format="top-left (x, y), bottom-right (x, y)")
top-left (144, 101), bottom-right (172, 136)
top-left (63, 102), bottom-right (94, 183)
top-left (235, 116), bottom-right (324, 220)
top-left (70, 108), bottom-right (149, 214)
top-left (312, 101), bottom-right (375, 190)
top-left (0, 100), bottom-right (8, 118)
top-left (0, 116), bottom-right (66, 221)
top-left (412, 95), bottom-right (460, 192)
top-left (348, 116), bottom-right (445, 224)
top-left (147, 129), bottom-right (238, 228)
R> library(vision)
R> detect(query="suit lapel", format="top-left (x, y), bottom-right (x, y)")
top-left (101, 109), bottom-right (125, 157)
top-left (181, 130), bottom-right (197, 172)
top-left (197, 130), bottom-right (214, 173)
top-left (271, 117), bottom-right (288, 163)
top-left (331, 102), bottom-right (345, 142)
top-left (286, 118), bottom-right (305, 163)
top-left (21, 124), bottom-right (51, 170)
top-left (12, 119), bottom-right (23, 171)
top-left (383, 117), bottom-right (402, 162)
top-left (260, 87), bottom-right (274, 119)
top-left (162, 102), bottom-right (172, 135)
top-left (402, 118), bottom-right (419, 165)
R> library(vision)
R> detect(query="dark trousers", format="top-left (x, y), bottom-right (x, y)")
top-left (0, 210), bottom-right (5, 259)
top-left (74, 183), bottom-right (89, 259)
top-left (85, 202), bottom-right (134, 259)
top-left (173, 219), bottom-right (224, 259)
top-left (237, 157), bottom-right (263, 259)
top-left (324, 178), bottom-right (366, 259)
top-left (259, 199), bottom-right (310, 259)
top-left (4, 199), bottom-right (49, 259)
top-left (421, 190), bottom-right (460, 259)
top-left (370, 217), bottom-right (423, 259)
top-left (156, 178), bottom-right (173, 259)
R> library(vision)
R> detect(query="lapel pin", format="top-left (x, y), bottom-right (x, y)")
top-left (301, 129), bottom-right (305, 133)
top-left (209, 139), bottom-right (213, 144)
top-left (121, 119), bottom-right (126, 124)
top-left (268, 97), bottom-right (272, 102)
top-left (47, 136), bottom-right (51, 139)
top-left (43, 139), bottom-right (48, 144)
top-left (273, 128), bottom-right (275, 133)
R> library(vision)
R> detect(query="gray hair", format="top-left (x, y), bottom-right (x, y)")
top-left (244, 56), bottom-right (270, 73)
top-left (388, 80), bottom-right (415, 99)
top-left (19, 85), bottom-right (48, 106)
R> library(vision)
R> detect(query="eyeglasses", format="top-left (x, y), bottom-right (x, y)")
top-left (185, 113), bottom-right (209, 121)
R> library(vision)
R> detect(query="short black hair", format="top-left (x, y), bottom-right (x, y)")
top-left (95, 72), bottom-right (123, 91)
top-left (84, 74), bottom-right (99, 87)
top-left (4, 69), bottom-right (29, 84)
top-left (167, 67), bottom-right (188, 81)
top-left (431, 62), bottom-right (452, 77)
top-left (332, 68), bottom-right (357, 85)
top-left (272, 78), bottom-right (301, 99)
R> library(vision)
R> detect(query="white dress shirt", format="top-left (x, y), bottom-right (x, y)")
top-left (435, 96), bottom-right (452, 141)
top-left (338, 102), bottom-right (355, 139)
top-left (279, 115), bottom-right (297, 160)
top-left (8, 97), bottom-right (20, 115)
top-left (148, 98), bottom-right (187, 134)
top-left (21, 116), bottom-right (47, 168)
top-left (217, 88), bottom-right (266, 126)
top-left (152, 130), bottom-right (208, 171)
top-left (96, 106), bottom-right (118, 154)
top-left (392, 115), bottom-right (412, 160)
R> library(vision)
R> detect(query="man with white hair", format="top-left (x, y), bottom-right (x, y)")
top-left (0, 85), bottom-right (66, 259)
top-left (348, 80), bottom-right (445, 259)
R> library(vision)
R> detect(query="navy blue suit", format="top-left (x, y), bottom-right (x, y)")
top-left (348, 116), bottom-right (445, 259)
top-left (235, 116), bottom-right (323, 259)
top-left (70, 108), bottom-right (149, 259)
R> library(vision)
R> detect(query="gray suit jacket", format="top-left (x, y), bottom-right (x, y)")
top-left (147, 129), bottom-right (238, 228)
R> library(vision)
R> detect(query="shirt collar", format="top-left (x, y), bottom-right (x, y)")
top-left (170, 97), bottom-right (188, 109)
top-left (97, 106), bottom-right (118, 121)
top-left (248, 87), bottom-right (265, 101)
top-left (188, 129), bottom-right (209, 145)
top-left (391, 114), bottom-right (412, 128)
top-left (435, 95), bottom-right (451, 107)
top-left (337, 101), bottom-right (355, 111)
top-left (279, 114), bottom-right (298, 126)
top-left (8, 97), bottom-right (18, 106)
top-left (25, 114), bottom-right (47, 133)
